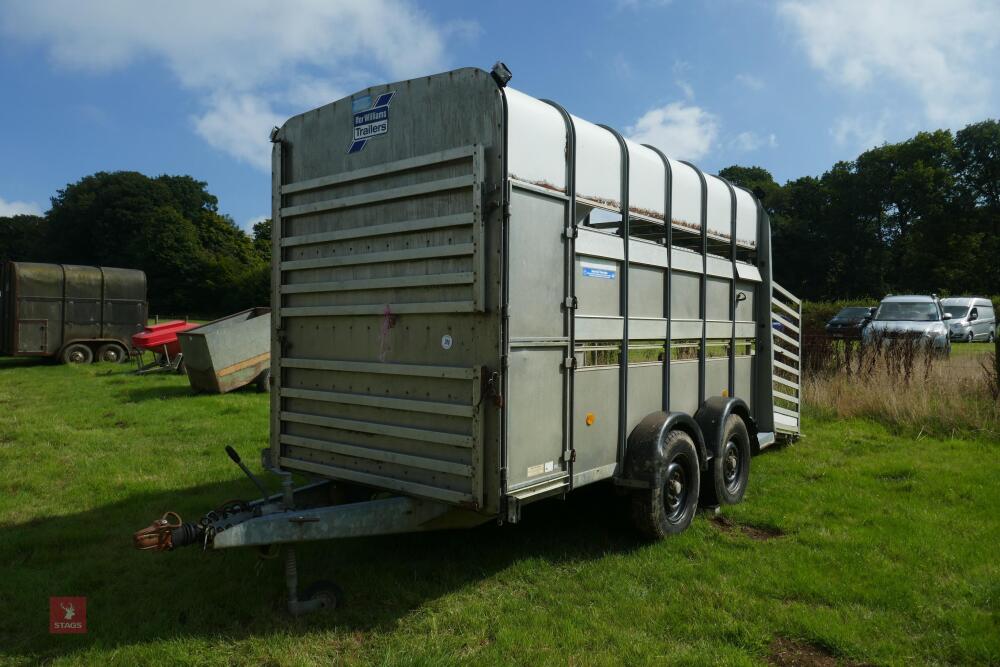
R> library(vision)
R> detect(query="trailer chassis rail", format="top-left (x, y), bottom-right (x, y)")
top-left (132, 448), bottom-right (460, 615)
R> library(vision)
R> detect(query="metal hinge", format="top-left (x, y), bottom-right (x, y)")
top-left (563, 226), bottom-right (578, 239)
top-left (562, 449), bottom-right (576, 463)
top-left (563, 296), bottom-right (578, 309)
top-left (564, 356), bottom-right (576, 369)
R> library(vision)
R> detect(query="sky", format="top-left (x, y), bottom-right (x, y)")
top-left (0, 0), bottom-right (997, 231)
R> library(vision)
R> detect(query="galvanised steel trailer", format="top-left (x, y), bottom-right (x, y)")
top-left (178, 307), bottom-right (271, 393)
top-left (0, 261), bottom-right (147, 364)
top-left (135, 64), bottom-right (802, 614)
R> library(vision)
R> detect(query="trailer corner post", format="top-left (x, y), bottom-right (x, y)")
top-left (270, 132), bottom-right (284, 475)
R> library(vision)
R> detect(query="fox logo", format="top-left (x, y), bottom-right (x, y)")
top-left (50, 597), bottom-right (86, 634)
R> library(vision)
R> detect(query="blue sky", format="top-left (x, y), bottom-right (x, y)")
top-left (1, 0), bottom-right (997, 231)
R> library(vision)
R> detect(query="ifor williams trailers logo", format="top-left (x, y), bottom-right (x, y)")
top-left (348, 92), bottom-right (395, 154)
top-left (50, 597), bottom-right (86, 634)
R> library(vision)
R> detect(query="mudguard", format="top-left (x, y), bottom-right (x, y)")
top-left (694, 396), bottom-right (757, 460)
top-left (618, 411), bottom-right (708, 489)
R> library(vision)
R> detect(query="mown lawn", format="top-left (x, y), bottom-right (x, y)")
top-left (0, 357), bottom-right (997, 665)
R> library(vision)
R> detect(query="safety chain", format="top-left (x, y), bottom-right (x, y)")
top-left (198, 499), bottom-right (250, 550)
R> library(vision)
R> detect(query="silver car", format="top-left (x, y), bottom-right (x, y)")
top-left (862, 295), bottom-right (952, 354)
top-left (940, 297), bottom-right (996, 343)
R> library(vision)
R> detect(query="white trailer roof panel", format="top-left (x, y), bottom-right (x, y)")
top-left (506, 87), bottom-right (567, 194)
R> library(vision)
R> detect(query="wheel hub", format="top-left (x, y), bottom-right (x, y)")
top-left (663, 461), bottom-right (688, 519)
top-left (69, 350), bottom-right (85, 363)
top-left (723, 440), bottom-right (741, 491)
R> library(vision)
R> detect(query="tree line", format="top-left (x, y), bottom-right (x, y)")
top-left (0, 172), bottom-right (271, 315)
top-left (721, 119), bottom-right (999, 302)
top-left (1, 119), bottom-right (997, 314)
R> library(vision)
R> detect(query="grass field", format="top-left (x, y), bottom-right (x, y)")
top-left (1, 356), bottom-right (998, 665)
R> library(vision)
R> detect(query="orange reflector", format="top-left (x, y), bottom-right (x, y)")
top-left (585, 412), bottom-right (595, 426)
top-left (722, 389), bottom-right (729, 397)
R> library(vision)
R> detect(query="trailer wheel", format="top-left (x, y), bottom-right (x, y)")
top-left (702, 414), bottom-right (751, 507)
top-left (631, 429), bottom-right (700, 539)
top-left (302, 581), bottom-right (342, 611)
top-left (255, 368), bottom-right (271, 393)
top-left (61, 343), bottom-right (94, 365)
top-left (96, 342), bottom-right (129, 364)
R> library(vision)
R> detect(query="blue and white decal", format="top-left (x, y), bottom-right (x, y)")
top-left (581, 259), bottom-right (617, 280)
top-left (348, 91), bottom-right (395, 154)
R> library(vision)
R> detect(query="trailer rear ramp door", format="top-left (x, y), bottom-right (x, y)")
top-left (771, 281), bottom-right (801, 437)
top-left (272, 138), bottom-right (492, 509)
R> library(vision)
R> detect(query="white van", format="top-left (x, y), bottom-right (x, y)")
top-left (941, 297), bottom-right (996, 342)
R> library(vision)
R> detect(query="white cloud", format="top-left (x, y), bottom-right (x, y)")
top-left (1, 0), bottom-right (457, 170)
top-left (672, 60), bottom-right (695, 100)
top-left (626, 102), bottom-right (719, 162)
top-left (0, 197), bottom-right (42, 216)
top-left (732, 132), bottom-right (763, 152)
top-left (242, 215), bottom-right (269, 233)
top-left (778, 0), bottom-right (1000, 127)
top-left (729, 131), bottom-right (778, 153)
top-left (735, 74), bottom-right (764, 91)
top-left (193, 94), bottom-right (285, 171)
top-left (831, 112), bottom-right (891, 150)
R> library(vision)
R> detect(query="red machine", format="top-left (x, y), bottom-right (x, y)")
top-left (132, 320), bottom-right (199, 373)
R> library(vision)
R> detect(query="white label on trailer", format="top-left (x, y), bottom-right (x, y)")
top-left (581, 259), bottom-right (617, 280)
top-left (527, 461), bottom-right (556, 478)
top-left (347, 91), bottom-right (395, 154)
top-left (440, 334), bottom-right (453, 350)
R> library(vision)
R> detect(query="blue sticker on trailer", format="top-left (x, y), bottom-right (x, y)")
top-left (348, 91), bottom-right (395, 154)
top-left (582, 267), bottom-right (616, 279)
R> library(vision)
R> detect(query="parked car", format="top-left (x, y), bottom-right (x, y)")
top-left (825, 306), bottom-right (874, 340)
top-left (940, 297), bottom-right (996, 343)
top-left (862, 295), bottom-right (951, 355)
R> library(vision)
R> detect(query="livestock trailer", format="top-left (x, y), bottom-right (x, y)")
top-left (178, 307), bottom-right (271, 393)
top-left (135, 65), bottom-right (802, 614)
top-left (0, 261), bottom-right (147, 363)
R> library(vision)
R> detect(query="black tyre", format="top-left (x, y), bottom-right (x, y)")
top-left (96, 342), bottom-right (129, 364)
top-left (255, 368), bottom-right (271, 393)
top-left (966, 331), bottom-right (974, 343)
top-left (988, 330), bottom-right (995, 343)
top-left (701, 414), bottom-right (751, 507)
top-left (631, 429), bottom-right (700, 539)
top-left (61, 343), bottom-right (93, 365)
top-left (302, 581), bottom-right (342, 611)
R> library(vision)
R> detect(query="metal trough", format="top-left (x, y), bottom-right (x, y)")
top-left (178, 307), bottom-right (271, 393)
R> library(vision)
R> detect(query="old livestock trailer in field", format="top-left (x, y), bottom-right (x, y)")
top-left (0, 261), bottom-right (147, 363)
top-left (135, 65), bottom-right (802, 614)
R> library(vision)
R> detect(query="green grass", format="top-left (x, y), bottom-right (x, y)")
top-left (951, 341), bottom-right (995, 357)
top-left (1, 358), bottom-right (998, 665)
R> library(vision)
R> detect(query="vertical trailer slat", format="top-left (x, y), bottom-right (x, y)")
top-left (600, 125), bottom-right (630, 470)
top-left (681, 161), bottom-right (709, 404)
top-left (541, 98), bottom-right (577, 489)
top-left (641, 145), bottom-right (674, 412)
